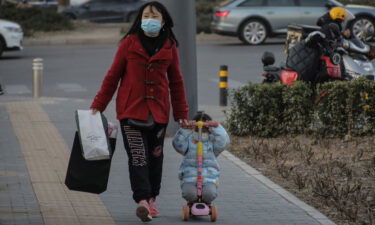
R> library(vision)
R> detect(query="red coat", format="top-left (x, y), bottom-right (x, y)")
top-left (90, 34), bottom-right (189, 123)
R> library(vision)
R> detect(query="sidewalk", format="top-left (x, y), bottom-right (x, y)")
top-left (0, 97), bottom-right (336, 225)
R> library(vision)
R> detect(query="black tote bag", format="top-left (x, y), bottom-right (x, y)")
top-left (65, 131), bottom-right (116, 194)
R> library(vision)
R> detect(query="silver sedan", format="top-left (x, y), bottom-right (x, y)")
top-left (211, 0), bottom-right (375, 45)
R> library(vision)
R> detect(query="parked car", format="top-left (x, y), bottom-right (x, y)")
top-left (61, 0), bottom-right (146, 23)
top-left (211, 0), bottom-right (375, 45)
top-left (0, 19), bottom-right (23, 57)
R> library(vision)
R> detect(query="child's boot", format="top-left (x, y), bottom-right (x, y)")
top-left (149, 197), bottom-right (159, 218)
top-left (136, 200), bottom-right (152, 222)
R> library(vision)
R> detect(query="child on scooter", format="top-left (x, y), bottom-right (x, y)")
top-left (172, 111), bottom-right (230, 205)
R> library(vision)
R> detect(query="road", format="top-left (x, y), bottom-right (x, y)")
top-left (0, 39), bottom-right (286, 105)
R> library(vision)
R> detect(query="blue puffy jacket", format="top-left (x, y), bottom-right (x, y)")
top-left (172, 124), bottom-right (230, 185)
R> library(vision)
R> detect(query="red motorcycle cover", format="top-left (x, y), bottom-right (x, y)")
top-left (368, 45), bottom-right (375, 61)
top-left (320, 56), bottom-right (341, 78)
top-left (281, 70), bottom-right (298, 85)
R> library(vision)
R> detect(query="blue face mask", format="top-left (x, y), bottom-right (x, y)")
top-left (141, 19), bottom-right (162, 35)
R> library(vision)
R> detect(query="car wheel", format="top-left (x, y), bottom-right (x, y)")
top-left (351, 17), bottom-right (375, 41)
top-left (239, 19), bottom-right (268, 45)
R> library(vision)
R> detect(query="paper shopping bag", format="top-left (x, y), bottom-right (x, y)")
top-left (75, 110), bottom-right (110, 160)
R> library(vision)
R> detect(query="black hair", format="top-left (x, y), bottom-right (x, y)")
top-left (121, 1), bottom-right (178, 47)
top-left (193, 111), bottom-right (212, 122)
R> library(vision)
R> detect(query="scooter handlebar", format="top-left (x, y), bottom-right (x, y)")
top-left (180, 121), bottom-right (219, 129)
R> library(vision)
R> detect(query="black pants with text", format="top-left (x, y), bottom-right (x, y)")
top-left (120, 119), bottom-right (167, 203)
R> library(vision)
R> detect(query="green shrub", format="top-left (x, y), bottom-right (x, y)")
top-left (315, 82), bottom-right (351, 136)
top-left (226, 84), bottom-right (257, 136)
top-left (316, 78), bottom-right (375, 136)
top-left (251, 83), bottom-right (284, 137)
top-left (226, 82), bottom-right (284, 137)
top-left (282, 81), bottom-right (314, 134)
top-left (0, 4), bottom-right (73, 36)
top-left (226, 78), bottom-right (375, 137)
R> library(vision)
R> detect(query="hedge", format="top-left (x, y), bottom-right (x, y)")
top-left (0, 4), bottom-right (73, 36)
top-left (226, 78), bottom-right (375, 137)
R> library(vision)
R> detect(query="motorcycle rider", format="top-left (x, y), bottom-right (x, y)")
top-left (309, 7), bottom-right (355, 82)
top-left (317, 7), bottom-right (352, 40)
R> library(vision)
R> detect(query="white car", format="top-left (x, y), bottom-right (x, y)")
top-left (0, 19), bottom-right (23, 57)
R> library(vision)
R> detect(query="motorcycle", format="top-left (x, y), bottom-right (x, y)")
top-left (262, 29), bottom-right (344, 85)
top-left (262, 24), bottom-right (375, 85)
top-left (342, 37), bottom-right (375, 81)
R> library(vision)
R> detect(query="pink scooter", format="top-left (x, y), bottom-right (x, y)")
top-left (181, 120), bottom-right (218, 222)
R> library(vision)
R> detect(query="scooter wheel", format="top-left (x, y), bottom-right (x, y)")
top-left (182, 205), bottom-right (190, 221)
top-left (210, 205), bottom-right (217, 222)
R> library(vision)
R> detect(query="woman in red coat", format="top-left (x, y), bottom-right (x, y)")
top-left (90, 1), bottom-right (189, 222)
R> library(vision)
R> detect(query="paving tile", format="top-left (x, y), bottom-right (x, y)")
top-left (1, 99), bottom-right (338, 225)
top-left (0, 105), bottom-right (44, 225)
top-left (4, 102), bottom-right (115, 225)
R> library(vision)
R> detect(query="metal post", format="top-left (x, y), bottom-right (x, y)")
top-left (219, 65), bottom-right (228, 106)
top-left (32, 58), bottom-right (43, 98)
top-left (158, 0), bottom-right (198, 135)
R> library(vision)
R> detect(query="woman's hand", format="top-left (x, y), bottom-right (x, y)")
top-left (91, 108), bottom-right (99, 115)
top-left (178, 119), bottom-right (188, 127)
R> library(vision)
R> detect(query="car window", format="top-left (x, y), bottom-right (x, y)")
top-left (220, 0), bottom-right (236, 7)
top-left (299, 0), bottom-right (325, 6)
top-left (238, 0), bottom-right (265, 7)
top-left (329, 0), bottom-right (343, 7)
top-left (266, 0), bottom-right (296, 6)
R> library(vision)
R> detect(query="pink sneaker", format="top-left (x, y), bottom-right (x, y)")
top-left (136, 200), bottom-right (152, 222)
top-left (149, 197), bottom-right (159, 218)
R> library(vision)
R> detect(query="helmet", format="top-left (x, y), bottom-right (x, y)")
top-left (329, 7), bottom-right (349, 21)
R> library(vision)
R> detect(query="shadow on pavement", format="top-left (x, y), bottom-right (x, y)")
top-left (0, 56), bottom-right (24, 60)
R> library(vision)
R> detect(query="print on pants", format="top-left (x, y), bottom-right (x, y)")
top-left (153, 128), bottom-right (166, 157)
top-left (124, 125), bottom-right (146, 166)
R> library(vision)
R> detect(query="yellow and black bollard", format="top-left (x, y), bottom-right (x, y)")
top-left (219, 65), bottom-right (228, 106)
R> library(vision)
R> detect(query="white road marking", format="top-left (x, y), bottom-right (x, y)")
top-left (4, 85), bottom-right (31, 94)
top-left (57, 83), bottom-right (87, 92)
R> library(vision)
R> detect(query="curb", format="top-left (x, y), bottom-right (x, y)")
top-left (221, 150), bottom-right (337, 225)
